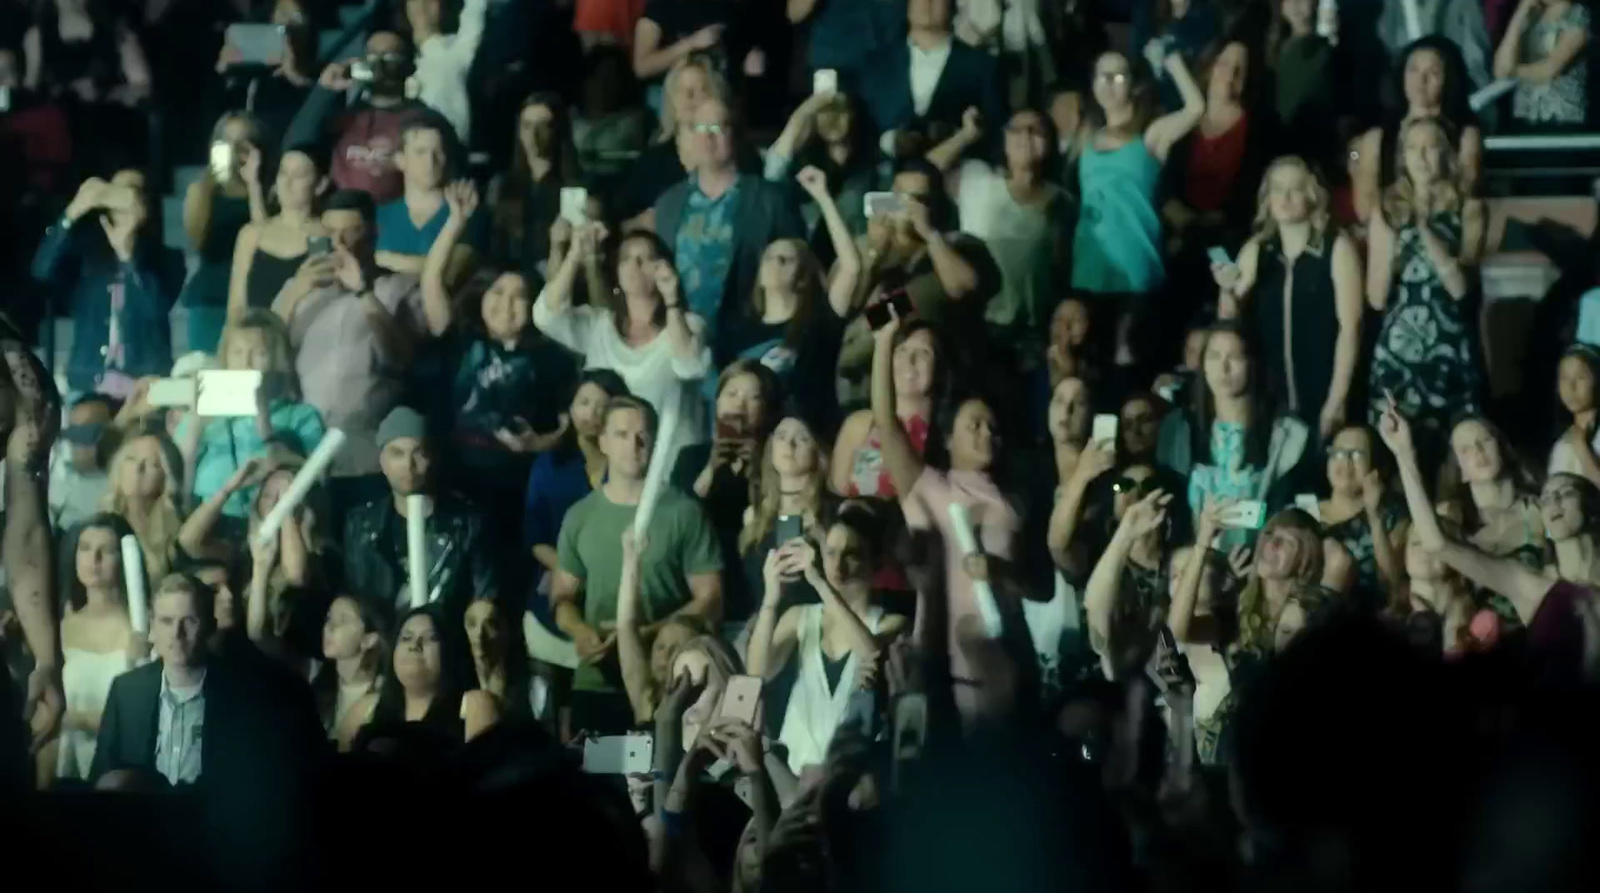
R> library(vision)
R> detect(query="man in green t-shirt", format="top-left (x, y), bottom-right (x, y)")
top-left (551, 396), bottom-right (723, 726)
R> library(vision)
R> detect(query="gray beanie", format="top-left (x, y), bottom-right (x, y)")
top-left (376, 406), bottom-right (427, 449)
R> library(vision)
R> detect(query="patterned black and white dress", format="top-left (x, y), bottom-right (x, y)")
top-left (1367, 212), bottom-right (1483, 468)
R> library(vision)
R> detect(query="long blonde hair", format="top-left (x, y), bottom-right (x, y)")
top-left (1251, 155), bottom-right (1332, 242)
top-left (739, 416), bottom-right (829, 555)
top-left (1380, 117), bottom-right (1463, 228)
top-left (101, 432), bottom-right (185, 582)
top-left (218, 310), bottom-right (303, 401)
top-left (656, 54), bottom-right (729, 144)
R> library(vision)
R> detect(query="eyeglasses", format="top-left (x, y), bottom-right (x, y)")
top-left (1328, 448), bottom-right (1368, 462)
top-left (1542, 487), bottom-right (1581, 507)
top-left (1095, 72), bottom-right (1129, 85)
top-left (692, 123), bottom-right (729, 136)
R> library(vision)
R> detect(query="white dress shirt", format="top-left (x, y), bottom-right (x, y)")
top-left (156, 668), bottom-right (207, 787)
top-left (908, 36), bottom-right (954, 117)
top-left (413, 0), bottom-right (488, 142)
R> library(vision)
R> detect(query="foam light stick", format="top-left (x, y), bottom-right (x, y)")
top-left (407, 494), bottom-right (429, 608)
top-left (121, 534), bottom-right (148, 635)
top-left (1400, 0), bottom-right (1422, 42)
top-left (255, 428), bottom-right (347, 546)
top-left (946, 503), bottom-right (1004, 639)
top-left (632, 389), bottom-right (682, 538)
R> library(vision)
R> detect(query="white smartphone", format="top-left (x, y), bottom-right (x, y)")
top-left (559, 187), bottom-right (589, 226)
top-left (196, 370), bottom-right (263, 417)
top-left (1218, 499), bottom-right (1267, 530)
top-left (209, 142), bottom-right (233, 183)
top-left (717, 674), bottom-right (763, 726)
top-left (813, 69), bottom-right (838, 96)
top-left (1206, 246), bottom-right (1233, 266)
top-left (1092, 413), bottom-right (1119, 445)
top-left (864, 191), bottom-right (905, 219)
top-left (147, 378), bottom-right (197, 409)
top-left (582, 733), bottom-right (655, 774)
top-left (1294, 493), bottom-right (1322, 522)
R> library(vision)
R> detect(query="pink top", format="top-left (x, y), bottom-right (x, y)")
top-left (900, 467), bottom-right (1020, 719)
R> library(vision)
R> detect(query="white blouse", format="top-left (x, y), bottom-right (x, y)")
top-left (533, 295), bottom-right (712, 467)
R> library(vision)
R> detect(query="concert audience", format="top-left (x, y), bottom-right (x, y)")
top-left (9, 5), bottom-right (1600, 893)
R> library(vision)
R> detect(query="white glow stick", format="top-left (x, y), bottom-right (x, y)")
top-left (121, 534), bottom-right (148, 635)
top-left (632, 390), bottom-right (682, 538)
top-left (946, 503), bottom-right (1003, 639)
top-left (1400, 0), bottom-right (1422, 42)
top-left (407, 493), bottom-right (429, 608)
top-left (1469, 77), bottom-right (1518, 113)
top-left (254, 429), bottom-right (347, 546)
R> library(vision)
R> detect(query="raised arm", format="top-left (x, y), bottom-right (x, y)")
top-left (765, 94), bottom-right (830, 180)
top-left (1377, 397), bottom-right (1551, 623)
top-left (421, 181), bottom-right (480, 337)
top-left (8, 410), bottom-right (61, 749)
top-left (616, 530), bottom-right (659, 724)
top-left (633, 19), bottom-right (720, 80)
top-left (868, 314), bottom-right (925, 498)
top-left (651, 262), bottom-right (707, 366)
top-left (908, 202), bottom-right (978, 300)
top-left (926, 108), bottom-right (983, 173)
top-left (177, 460), bottom-right (260, 558)
top-left (796, 166), bottom-right (861, 317)
top-left (1168, 499), bottom-right (1225, 644)
top-left (1145, 55), bottom-right (1205, 163)
top-left (1085, 490), bottom-right (1170, 654)
top-left (745, 549), bottom-right (803, 679)
top-left (1046, 443), bottom-right (1115, 577)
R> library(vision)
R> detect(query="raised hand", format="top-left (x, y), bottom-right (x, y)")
top-left (795, 165), bottom-right (829, 199)
top-left (687, 23), bottom-right (724, 50)
top-left (1361, 468), bottom-right (1385, 515)
top-left (1227, 544), bottom-right (1254, 581)
top-left (1375, 391), bottom-right (1414, 459)
top-left (444, 179), bottom-right (480, 221)
top-left (1121, 489), bottom-right (1172, 537)
top-left (710, 718), bottom-right (764, 774)
top-left (657, 669), bottom-right (706, 724)
top-left (1195, 495), bottom-right (1233, 541)
top-left (319, 60), bottom-right (354, 91)
top-left (959, 106), bottom-right (982, 138)
top-left (653, 261), bottom-right (681, 306)
top-left (239, 143), bottom-right (263, 185)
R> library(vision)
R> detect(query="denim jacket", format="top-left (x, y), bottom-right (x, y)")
top-left (31, 217), bottom-right (178, 392)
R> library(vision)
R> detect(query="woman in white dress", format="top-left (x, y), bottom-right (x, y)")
top-left (47, 513), bottom-right (143, 785)
top-left (533, 224), bottom-right (712, 469)
top-left (744, 505), bottom-right (907, 773)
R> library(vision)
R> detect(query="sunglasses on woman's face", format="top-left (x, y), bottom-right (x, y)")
top-left (1113, 476), bottom-right (1155, 496)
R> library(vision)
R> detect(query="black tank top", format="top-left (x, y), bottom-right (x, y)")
top-left (246, 249), bottom-right (306, 310)
top-left (1251, 231), bottom-right (1338, 419)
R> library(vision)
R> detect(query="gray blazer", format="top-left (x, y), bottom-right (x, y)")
top-left (653, 174), bottom-right (805, 346)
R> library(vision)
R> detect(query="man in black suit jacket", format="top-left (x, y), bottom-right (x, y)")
top-left (856, 0), bottom-right (1006, 159)
top-left (90, 573), bottom-right (322, 788)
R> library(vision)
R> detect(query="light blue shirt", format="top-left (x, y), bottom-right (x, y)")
top-left (156, 668), bottom-right (206, 787)
top-left (182, 400), bottom-right (327, 517)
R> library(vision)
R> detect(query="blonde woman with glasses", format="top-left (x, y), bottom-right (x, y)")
top-left (1212, 155), bottom-right (1363, 439)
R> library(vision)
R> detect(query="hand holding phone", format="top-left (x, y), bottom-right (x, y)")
top-left (1092, 413), bottom-right (1119, 446)
top-left (718, 674), bottom-right (763, 726)
top-left (813, 69), bottom-right (839, 97)
top-left (1216, 499), bottom-right (1267, 530)
top-left (864, 191), bottom-right (906, 219)
top-left (864, 289), bottom-right (913, 330)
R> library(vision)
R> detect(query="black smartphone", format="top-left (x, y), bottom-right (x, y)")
top-left (775, 513), bottom-right (804, 545)
top-left (865, 289), bottom-right (914, 330)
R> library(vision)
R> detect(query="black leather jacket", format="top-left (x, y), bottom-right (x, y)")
top-left (342, 491), bottom-right (497, 624)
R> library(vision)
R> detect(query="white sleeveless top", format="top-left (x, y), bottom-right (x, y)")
top-left (779, 603), bottom-right (884, 774)
top-left (56, 647), bottom-right (133, 780)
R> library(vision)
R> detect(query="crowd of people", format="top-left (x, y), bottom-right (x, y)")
top-left (5, 0), bottom-right (1600, 889)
